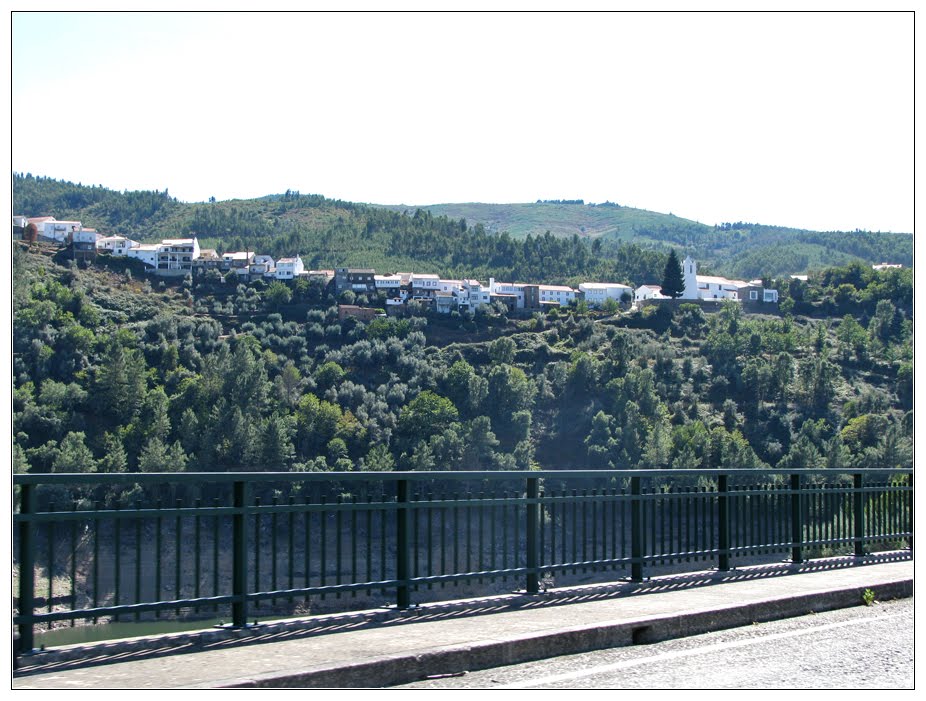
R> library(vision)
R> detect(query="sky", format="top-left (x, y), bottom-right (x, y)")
top-left (10, 10), bottom-right (916, 233)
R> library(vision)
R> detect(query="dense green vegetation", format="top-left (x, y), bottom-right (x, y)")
top-left (12, 242), bottom-right (912, 478)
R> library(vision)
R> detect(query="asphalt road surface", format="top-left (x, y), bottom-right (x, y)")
top-left (394, 597), bottom-right (914, 689)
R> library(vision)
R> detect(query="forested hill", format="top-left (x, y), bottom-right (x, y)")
top-left (11, 241), bottom-right (912, 477)
top-left (14, 173), bottom-right (912, 283)
top-left (388, 201), bottom-right (913, 280)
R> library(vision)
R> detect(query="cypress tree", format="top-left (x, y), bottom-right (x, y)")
top-left (661, 249), bottom-right (685, 299)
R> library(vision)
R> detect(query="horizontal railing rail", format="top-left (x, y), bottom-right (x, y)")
top-left (13, 468), bottom-right (913, 654)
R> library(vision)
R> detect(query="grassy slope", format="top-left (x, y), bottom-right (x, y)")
top-left (383, 202), bottom-right (702, 242)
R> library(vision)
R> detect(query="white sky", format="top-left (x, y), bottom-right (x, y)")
top-left (10, 10), bottom-right (916, 233)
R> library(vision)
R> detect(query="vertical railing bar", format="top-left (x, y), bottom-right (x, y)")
top-left (289, 495), bottom-right (295, 603)
top-left (154, 497), bottom-right (164, 618)
top-left (232, 480), bottom-right (249, 628)
top-left (175, 498), bottom-right (182, 615)
top-left (310, 492), bottom-right (312, 605)
top-left (718, 474), bottom-right (729, 571)
top-left (611, 487), bottom-right (618, 569)
top-left (620, 487), bottom-right (627, 573)
top-left (571, 489), bottom-right (578, 575)
top-left (631, 475), bottom-right (643, 582)
top-left (539, 489), bottom-right (546, 578)
top-left (526, 477), bottom-right (539, 594)
top-left (70, 501), bottom-right (78, 626)
top-left (561, 489), bottom-right (568, 576)
top-left (440, 491), bottom-right (447, 588)
top-left (490, 489), bottom-right (497, 581)
top-left (212, 496), bottom-right (220, 614)
top-left (254, 496), bottom-right (261, 609)
top-left (135, 499), bottom-right (142, 621)
top-left (466, 491), bottom-right (473, 577)
top-left (513, 487), bottom-right (521, 582)
top-left (271, 494), bottom-right (278, 605)
top-left (320, 495), bottom-right (327, 597)
top-left (478, 491), bottom-right (485, 584)
top-left (426, 491), bottom-right (433, 591)
top-left (454, 499), bottom-right (460, 579)
top-left (366, 493), bottom-right (374, 594)
top-left (48, 501), bottom-right (55, 629)
top-left (380, 491), bottom-right (387, 587)
top-left (351, 494), bottom-right (358, 598)
top-left (598, 487), bottom-right (605, 569)
top-left (581, 488), bottom-right (589, 570)
top-left (335, 494), bottom-right (343, 600)
top-left (195, 497), bottom-right (202, 614)
top-left (658, 487), bottom-right (666, 566)
top-left (18, 483), bottom-right (36, 652)
top-left (411, 493), bottom-right (418, 594)
top-left (396, 479), bottom-right (410, 609)
top-left (791, 473), bottom-right (803, 563)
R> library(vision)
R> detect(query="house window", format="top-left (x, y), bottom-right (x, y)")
top-left (750, 290), bottom-right (758, 300)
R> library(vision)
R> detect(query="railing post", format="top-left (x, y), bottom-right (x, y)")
top-left (18, 482), bottom-right (36, 654)
top-left (790, 473), bottom-right (803, 563)
top-left (907, 473), bottom-right (914, 552)
top-left (396, 478), bottom-right (410, 609)
top-left (631, 475), bottom-right (643, 582)
top-left (853, 473), bottom-right (865, 557)
top-left (526, 476), bottom-right (540, 594)
top-left (718, 474), bottom-right (730, 571)
top-left (232, 480), bottom-right (249, 627)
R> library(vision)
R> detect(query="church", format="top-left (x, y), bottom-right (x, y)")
top-left (681, 256), bottom-right (779, 304)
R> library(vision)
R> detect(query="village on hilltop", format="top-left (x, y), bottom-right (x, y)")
top-left (14, 214), bottom-right (814, 317)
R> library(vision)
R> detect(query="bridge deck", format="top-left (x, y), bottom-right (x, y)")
top-left (13, 552), bottom-right (913, 689)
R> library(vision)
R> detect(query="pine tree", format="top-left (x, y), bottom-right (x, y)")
top-left (661, 249), bottom-right (685, 299)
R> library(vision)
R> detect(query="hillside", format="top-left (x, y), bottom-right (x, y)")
top-left (14, 173), bottom-right (912, 284)
top-left (388, 201), bottom-right (913, 280)
top-left (12, 240), bottom-right (912, 479)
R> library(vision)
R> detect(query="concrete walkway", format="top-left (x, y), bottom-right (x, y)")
top-left (12, 552), bottom-right (913, 689)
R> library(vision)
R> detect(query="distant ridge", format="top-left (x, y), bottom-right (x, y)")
top-left (14, 173), bottom-right (912, 280)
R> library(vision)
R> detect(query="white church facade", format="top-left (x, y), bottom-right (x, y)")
top-left (682, 256), bottom-right (778, 304)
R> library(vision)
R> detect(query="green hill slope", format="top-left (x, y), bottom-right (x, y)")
top-left (14, 173), bottom-right (912, 283)
top-left (387, 201), bottom-right (912, 279)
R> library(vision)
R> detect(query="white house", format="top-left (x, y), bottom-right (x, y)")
top-left (72, 228), bottom-right (101, 245)
top-left (275, 256), bottom-right (305, 279)
top-left (411, 273), bottom-right (441, 298)
top-left (41, 220), bottom-right (83, 243)
top-left (438, 278), bottom-right (463, 295)
top-left (374, 274), bottom-right (403, 293)
top-left (123, 237), bottom-right (199, 274)
top-left (96, 235), bottom-right (140, 255)
top-left (539, 284), bottom-right (577, 306)
top-left (250, 254), bottom-right (275, 276)
top-left (157, 238), bottom-right (200, 274)
top-left (222, 251), bottom-right (254, 269)
top-left (489, 279), bottom-right (526, 308)
top-left (26, 216), bottom-right (57, 238)
top-left (580, 282), bottom-right (633, 307)
top-left (635, 284), bottom-right (668, 303)
top-left (460, 279), bottom-right (491, 310)
top-left (126, 243), bottom-right (161, 268)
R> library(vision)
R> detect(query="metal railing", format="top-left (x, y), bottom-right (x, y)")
top-left (13, 468), bottom-right (913, 653)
